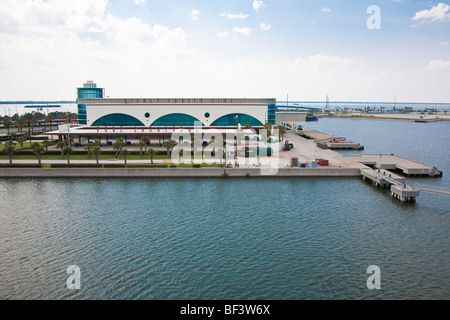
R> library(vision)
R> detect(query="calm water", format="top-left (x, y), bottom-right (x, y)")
top-left (0, 119), bottom-right (449, 300)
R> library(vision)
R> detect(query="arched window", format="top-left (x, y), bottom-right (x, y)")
top-left (92, 114), bottom-right (145, 126)
top-left (211, 113), bottom-right (264, 127)
top-left (151, 113), bottom-right (204, 126)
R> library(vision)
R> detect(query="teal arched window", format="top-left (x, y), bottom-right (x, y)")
top-left (211, 113), bottom-right (264, 127)
top-left (151, 113), bottom-right (204, 126)
top-left (92, 114), bottom-right (145, 126)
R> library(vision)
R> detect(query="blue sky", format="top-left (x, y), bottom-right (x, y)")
top-left (0, 0), bottom-right (449, 102)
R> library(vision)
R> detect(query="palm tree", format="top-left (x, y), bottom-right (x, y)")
top-left (121, 149), bottom-right (129, 166)
top-left (21, 113), bottom-right (36, 147)
top-left (277, 125), bottom-right (286, 141)
top-left (3, 116), bottom-right (12, 137)
top-left (65, 135), bottom-right (74, 146)
top-left (137, 141), bottom-right (145, 157)
top-left (141, 136), bottom-right (150, 152)
top-left (163, 140), bottom-right (175, 157)
top-left (17, 117), bottom-right (25, 135)
top-left (32, 142), bottom-right (45, 165)
top-left (146, 148), bottom-right (157, 164)
top-left (4, 143), bottom-right (15, 164)
top-left (264, 122), bottom-right (272, 134)
top-left (93, 146), bottom-right (102, 165)
top-left (244, 121), bottom-right (252, 129)
top-left (45, 114), bottom-right (55, 131)
top-left (42, 139), bottom-right (50, 151)
top-left (63, 146), bottom-right (72, 164)
top-left (57, 141), bottom-right (66, 157)
top-left (68, 113), bottom-right (78, 122)
top-left (84, 143), bottom-right (94, 158)
top-left (113, 138), bottom-right (125, 158)
top-left (17, 137), bottom-right (25, 150)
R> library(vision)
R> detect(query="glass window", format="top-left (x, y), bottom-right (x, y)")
top-left (211, 113), bottom-right (264, 127)
top-left (92, 113), bottom-right (145, 126)
top-left (151, 113), bottom-right (204, 126)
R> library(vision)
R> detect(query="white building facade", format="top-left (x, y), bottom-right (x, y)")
top-left (78, 98), bottom-right (277, 128)
top-left (77, 81), bottom-right (276, 128)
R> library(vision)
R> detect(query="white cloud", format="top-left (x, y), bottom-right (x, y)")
top-left (252, 0), bottom-right (266, 12)
top-left (232, 27), bottom-right (252, 36)
top-left (423, 59), bottom-right (450, 73)
top-left (0, 0), bottom-right (109, 34)
top-left (134, 0), bottom-right (146, 4)
top-left (217, 31), bottom-right (229, 37)
top-left (0, 0), bottom-right (197, 100)
top-left (190, 9), bottom-right (200, 21)
top-left (260, 23), bottom-right (271, 31)
top-left (412, 3), bottom-right (450, 24)
top-left (219, 12), bottom-right (249, 19)
top-left (322, 7), bottom-right (331, 13)
top-left (440, 41), bottom-right (448, 45)
top-left (295, 54), bottom-right (352, 69)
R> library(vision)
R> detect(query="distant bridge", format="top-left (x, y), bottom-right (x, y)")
top-left (415, 188), bottom-right (450, 196)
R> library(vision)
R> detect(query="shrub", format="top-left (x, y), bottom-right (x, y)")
top-left (50, 164), bottom-right (102, 168)
top-left (127, 164), bottom-right (168, 168)
top-left (0, 164), bottom-right (42, 168)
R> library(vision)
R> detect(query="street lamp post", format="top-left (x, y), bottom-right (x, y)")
top-left (378, 154), bottom-right (383, 179)
top-left (67, 114), bottom-right (71, 147)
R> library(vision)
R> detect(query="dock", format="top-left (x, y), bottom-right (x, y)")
top-left (280, 131), bottom-right (445, 203)
top-left (296, 127), bottom-right (364, 150)
top-left (361, 168), bottom-right (420, 202)
top-left (344, 154), bottom-right (442, 176)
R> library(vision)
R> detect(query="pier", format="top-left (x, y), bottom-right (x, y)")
top-left (361, 168), bottom-right (419, 202)
top-left (344, 154), bottom-right (442, 176)
top-left (296, 127), bottom-right (364, 150)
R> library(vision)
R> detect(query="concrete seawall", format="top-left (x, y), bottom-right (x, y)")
top-left (0, 167), bottom-right (362, 178)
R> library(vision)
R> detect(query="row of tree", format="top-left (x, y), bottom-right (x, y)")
top-left (1, 112), bottom-right (77, 137)
top-left (1, 137), bottom-right (176, 165)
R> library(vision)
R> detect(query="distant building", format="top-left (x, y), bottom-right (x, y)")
top-left (276, 111), bottom-right (307, 123)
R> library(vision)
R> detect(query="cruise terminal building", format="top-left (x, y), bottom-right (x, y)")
top-left (51, 81), bottom-right (277, 143)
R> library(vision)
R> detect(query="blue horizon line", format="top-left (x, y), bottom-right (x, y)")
top-left (278, 101), bottom-right (450, 105)
top-left (1, 100), bottom-right (449, 106)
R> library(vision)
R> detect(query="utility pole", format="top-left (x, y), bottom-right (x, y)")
top-left (67, 114), bottom-right (71, 147)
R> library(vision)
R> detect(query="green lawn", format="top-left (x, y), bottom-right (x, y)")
top-left (0, 141), bottom-right (47, 152)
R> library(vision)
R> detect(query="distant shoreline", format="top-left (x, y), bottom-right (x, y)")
top-left (318, 115), bottom-right (450, 122)
top-left (0, 101), bottom-right (75, 105)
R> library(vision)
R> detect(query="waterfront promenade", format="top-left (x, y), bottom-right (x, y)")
top-left (0, 129), bottom-right (441, 179)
